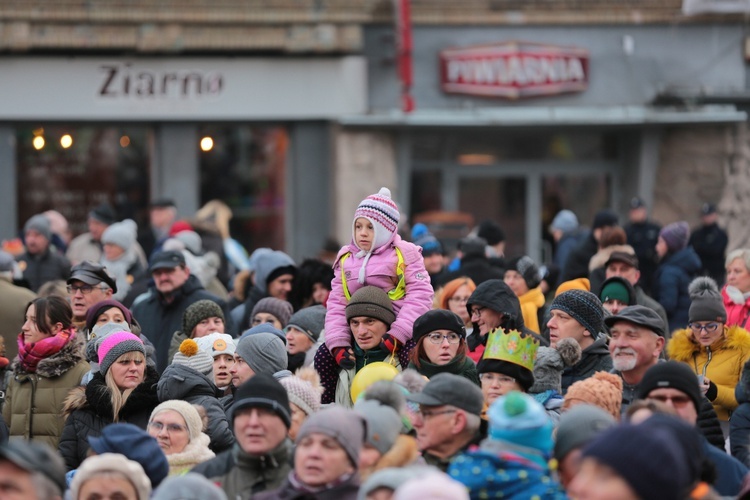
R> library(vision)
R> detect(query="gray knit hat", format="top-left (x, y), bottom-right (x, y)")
top-left (24, 213), bottom-right (52, 241)
top-left (506, 255), bottom-right (541, 289)
top-left (235, 332), bottom-right (288, 375)
top-left (152, 473), bottom-right (227, 500)
top-left (554, 404), bottom-right (616, 460)
top-left (297, 407), bottom-right (367, 468)
top-left (251, 297), bottom-right (293, 328)
top-left (182, 300), bottom-right (225, 338)
top-left (354, 399), bottom-right (402, 456)
top-left (101, 219), bottom-right (137, 251)
top-left (688, 277), bottom-right (727, 324)
top-left (549, 290), bottom-right (605, 338)
top-left (172, 339), bottom-right (214, 377)
top-left (98, 332), bottom-right (146, 375)
top-left (346, 286), bottom-right (396, 326)
top-left (285, 305), bottom-right (327, 342)
top-left (529, 338), bottom-right (582, 394)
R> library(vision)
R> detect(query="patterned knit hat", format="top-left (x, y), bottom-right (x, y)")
top-left (411, 223), bottom-right (443, 256)
top-left (549, 290), bottom-right (604, 338)
top-left (195, 333), bottom-right (236, 359)
top-left (346, 286), bottom-right (396, 326)
top-left (182, 300), bottom-right (225, 337)
top-left (659, 221), bottom-right (690, 254)
top-left (279, 367), bottom-right (323, 416)
top-left (150, 400), bottom-right (204, 442)
top-left (251, 297), bottom-right (293, 328)
top-left (98, 332), bottom-right (145, 375)
top-left (172, 339), bottom-right (214, 377)
top-left (562, 371), bottom-right (623, 420)
top-left (353, 187), bottom-right (400, 252)
top-left (285, 305), bottom-right (327, 342)
top-left (506, 255), bottom-right (541, 289)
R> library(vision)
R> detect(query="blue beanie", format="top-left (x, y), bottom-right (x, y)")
top-left (488, 391), bottom-right (553, 467)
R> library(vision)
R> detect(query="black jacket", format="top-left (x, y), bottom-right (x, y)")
top-left (561, 337), bottom-right (613, 394)
top-left (731, 361), bottom-right (750, 466)
top-left (58, 366), bottom-right (160, 471)
top-left (561, 233), bottom-right (598, 282)
top-left (625, 221), bottom-right (661, 294)
top-left (17, 247), bottom-right (71, 293)
top-left (131, 275), bottom-right (225, 372)
top-left (689, 223), bottom-right (729, 287)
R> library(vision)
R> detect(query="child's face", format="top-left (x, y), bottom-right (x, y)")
top-left (355, 218), bottom-right (374, 252)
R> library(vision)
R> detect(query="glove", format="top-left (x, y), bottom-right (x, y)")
top-left (379, 334), bottom-right (400, 354)
top-left (332, 346), bottom-right (355, 370)
top-left (705, 381), bottom-right (718, 402)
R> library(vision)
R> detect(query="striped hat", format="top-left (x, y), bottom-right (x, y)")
top-left (353, 187), bottom-right (400, 252)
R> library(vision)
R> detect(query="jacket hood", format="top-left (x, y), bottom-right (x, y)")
top-left (589, 245), bottom-right (635, 272)
top-left (254, 251), bottom-right (295, 293)
top-left (157, 363), bottom-right (219, 401)
top-left (12, 330), bottom-right (86, 378)
top-left (467, 279), bottom-right (525, 331)
top-left (663, 247), bottom-right (702, 274)
top-left (667, 325), bottom-right (750, 362)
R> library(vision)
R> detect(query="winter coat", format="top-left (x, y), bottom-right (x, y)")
top-left (667, 325), bottom-right (750, 421)
top-left (2, 333), bottom-right (89, 448)
top-left (652, 247), bottom-right (702, 333)
top-left (561, 337), bottom-right (613, 394)
top-left (255, 473), bottom-right (360, 500)
top-left (315, 340), bottom-right (415, 405)
top-left (625, 221), bottom-right (661, 294)
top-left (325, 234), bottom-right (433, 350)
top-left (166, 432), bottom-right (215, 476)
top-left (408, 355), bottom-right (480, 386)
top-left (157, 363), bottom-right (234, 453)
top-left (532, 390), bottom-right (564, 425)
top-left (0, 278), bottom-right (36, 361)
top-left (561, 233), bottom-right (598, 282)
top-left (724, 285), bottom-right (750, 330)
top-left (17, 247), bottom-right (71, 293)
top-left (690, 223), bottom-right (729, 287)
top-left (58, 366), bottom-right (160, 471)
top-left (634, 286), bottom-right (669, 336)
top-left (131, 274), bottom-right (225, 372)
top-left (191, 440), bottom-right (292, 499)
top-left (517, 287), bottom-right (545, 334)
top-left (554, 230), bottom-right (586, 282)
top-left (704, 437), bottom-right (749, 497)
top-left (731, 363), bottom-right (750, 467)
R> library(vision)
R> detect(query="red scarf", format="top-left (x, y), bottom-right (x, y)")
top-left (17, 327), bottom-right (75, 373)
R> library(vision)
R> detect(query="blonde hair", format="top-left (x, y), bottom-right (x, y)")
top-left (104, 351), bottom-right (146, 422)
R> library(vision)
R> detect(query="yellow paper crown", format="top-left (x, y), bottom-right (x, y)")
top-left (482, 328), bottom-right (539, 371)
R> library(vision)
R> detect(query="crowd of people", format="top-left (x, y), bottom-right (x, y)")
top-left (0, 190), bottom-right (749, 499)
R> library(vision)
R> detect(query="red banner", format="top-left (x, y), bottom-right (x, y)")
top-left (440, 41), bottom-right (589, 100)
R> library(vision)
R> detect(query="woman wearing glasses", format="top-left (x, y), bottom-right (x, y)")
top-left (407, 310), bottom-right (479, 385)
top-left (667, 276), bottom-right (750, 436)
top-left (147, 400), bottom-right (214, 476)
top-left (438, 277), bottom-right (479, 361)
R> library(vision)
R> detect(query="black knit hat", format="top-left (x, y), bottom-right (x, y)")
top-left (231, 373), bottom-right (292, 428)
top-left (182, 300), bottom-right (225, 336)
top-left (688, 277), bottom-right (727, 324)
top-left (506, 255), bottom-right (541, 289)
top-left (477, 220), bottom-right (505, 246)
top-left (412, 309), bottom-right (466, 343)
top-left (549, 290), bottom-right (604, 339)
top-left (346, 286), bottom-right (396, 326)
top-left (635, 361), bottom-right (703, 413)
top-left (477, 359), bottom-right (535, 392)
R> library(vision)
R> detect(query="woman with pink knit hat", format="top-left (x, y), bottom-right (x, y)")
top-left (59, 331), bottom-right (160, 471)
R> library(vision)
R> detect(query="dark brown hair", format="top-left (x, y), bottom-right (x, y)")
top-left (409, 332), bottom-right (467, 369)
top-left (26, 296), bottom-right (73, 334)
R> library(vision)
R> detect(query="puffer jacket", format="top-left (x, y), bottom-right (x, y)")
top-left (325, 234), bottom-right (434, 349)
top-left (2, 331), bottom-right (89, 449)
top-left (157, 363), bottom-right (234, 453)
top-left (652, 247), bottom-right (702, 333)
top-left (667, 325), bottom-right (750, 421)
top-left (561, 336), bottom-right (613, 394)
top-left (517, 287), bottom-right (545, 334)
top-left (723, 285), bottom-right (750, 330)
top-left (58, 366), bottom-right (160, 471)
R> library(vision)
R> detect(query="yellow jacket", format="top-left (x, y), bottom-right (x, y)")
top-left (667, 325), bottom-right (750, 421)
top-left (518, 287), bottom-right (546, 334)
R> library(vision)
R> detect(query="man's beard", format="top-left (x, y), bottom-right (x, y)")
top-left (612, 347), bottom-right (638, 372)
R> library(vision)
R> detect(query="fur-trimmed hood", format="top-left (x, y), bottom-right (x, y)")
top-left (588, 245), bottom-right (635, 272)
top-left (668, 325), bottom-right (750, 362)
top-left (360, 434), bottom-right (420, 481)
top-left (11, 331), bottom-right (86, 379)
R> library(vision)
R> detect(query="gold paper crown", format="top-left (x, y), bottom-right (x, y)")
top-left (481, 328), bottom-right (539, 371)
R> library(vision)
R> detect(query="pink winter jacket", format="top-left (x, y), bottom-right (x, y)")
top-left (724, 285), bottom-right (750, 329)
top-left (324, 234), bottom-right (434, 350)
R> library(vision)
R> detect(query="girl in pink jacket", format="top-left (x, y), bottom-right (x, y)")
top-left (325, 187), bottom-right (434, 368)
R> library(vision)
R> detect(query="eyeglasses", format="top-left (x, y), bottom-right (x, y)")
top-left (470, 307), bottom-right (486, 318)
top-left (426, 333), bottom-right (461, 345)
top-left (148, 421), bottom-right (187, 434)
top-left (480, 373), bottom-right (516, 385)
top-left (66, 284), bottom-right (107, 295)
top-left (647, 394), bottom-right (692, 408)
top-left (449, 296), bottom-right (470, 304)
top-left (416, 408), bottom-right (456, 420)
top-left (689, 323), bottom-right (720, 334)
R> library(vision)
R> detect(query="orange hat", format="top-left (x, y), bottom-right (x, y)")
top-left (555, 278), bottom-right (591, 297)
top-left (562, 371), bottom-right (623, 420)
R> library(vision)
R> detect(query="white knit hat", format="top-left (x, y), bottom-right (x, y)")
top-left (149, 400), bottom-right (204, 441)
top-left (279, 367), bottom-right (323, 416)
top-left (195, 333), bottom-right (236, 358)
top-left (71, 453), bottom-right (152, 500)
top-left (172, 339), bottom-right (214, 377)
top-left (352, 187), bottom-right (400, 254)
top-left (102, 219), bottom-right (137, 250)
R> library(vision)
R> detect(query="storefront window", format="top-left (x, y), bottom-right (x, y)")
top-left (199, 125), bottom-right (288, 252)
top-left (16, 125), bottom-right (151, 236)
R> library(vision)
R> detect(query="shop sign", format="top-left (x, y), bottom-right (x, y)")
top-left (439, 41), bottom-right (589, 99)
top-left (98, 63), bottom-right (224, 98)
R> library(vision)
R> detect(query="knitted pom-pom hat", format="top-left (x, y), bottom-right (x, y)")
top-left (98, 332), bottom-right (145, 375)
top-left (172, 339), bottom-right (214, 377)
top-left (353, 187), bottom-right (400, 254)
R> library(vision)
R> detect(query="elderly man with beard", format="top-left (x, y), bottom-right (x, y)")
top-left (604, 305), bottom-right (666, 412)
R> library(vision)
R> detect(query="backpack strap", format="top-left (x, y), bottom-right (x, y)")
top-left (339, 246), bottom-right (406, 302)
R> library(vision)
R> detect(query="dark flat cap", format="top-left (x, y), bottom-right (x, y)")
top-left (604, 305), bottom-right (666, 337)
top-left (605, 251), bottom-right (639, 270)
top-left (89, 203), bottom-right (116, 225)
top-left (150, 198), bottom-right (176, 209)
top-left (701, 203), bottom-right (717, 216)
top-left (0, 440), bottom-right (67, 494)
top-left (406, 373), bottom-right (483, 416)
top-left (68, 260), bottom-right (117, 292)
top-left (629, 197), bottom-right (645, 210)
top-left (149, 250), bottom-right (186, 272)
